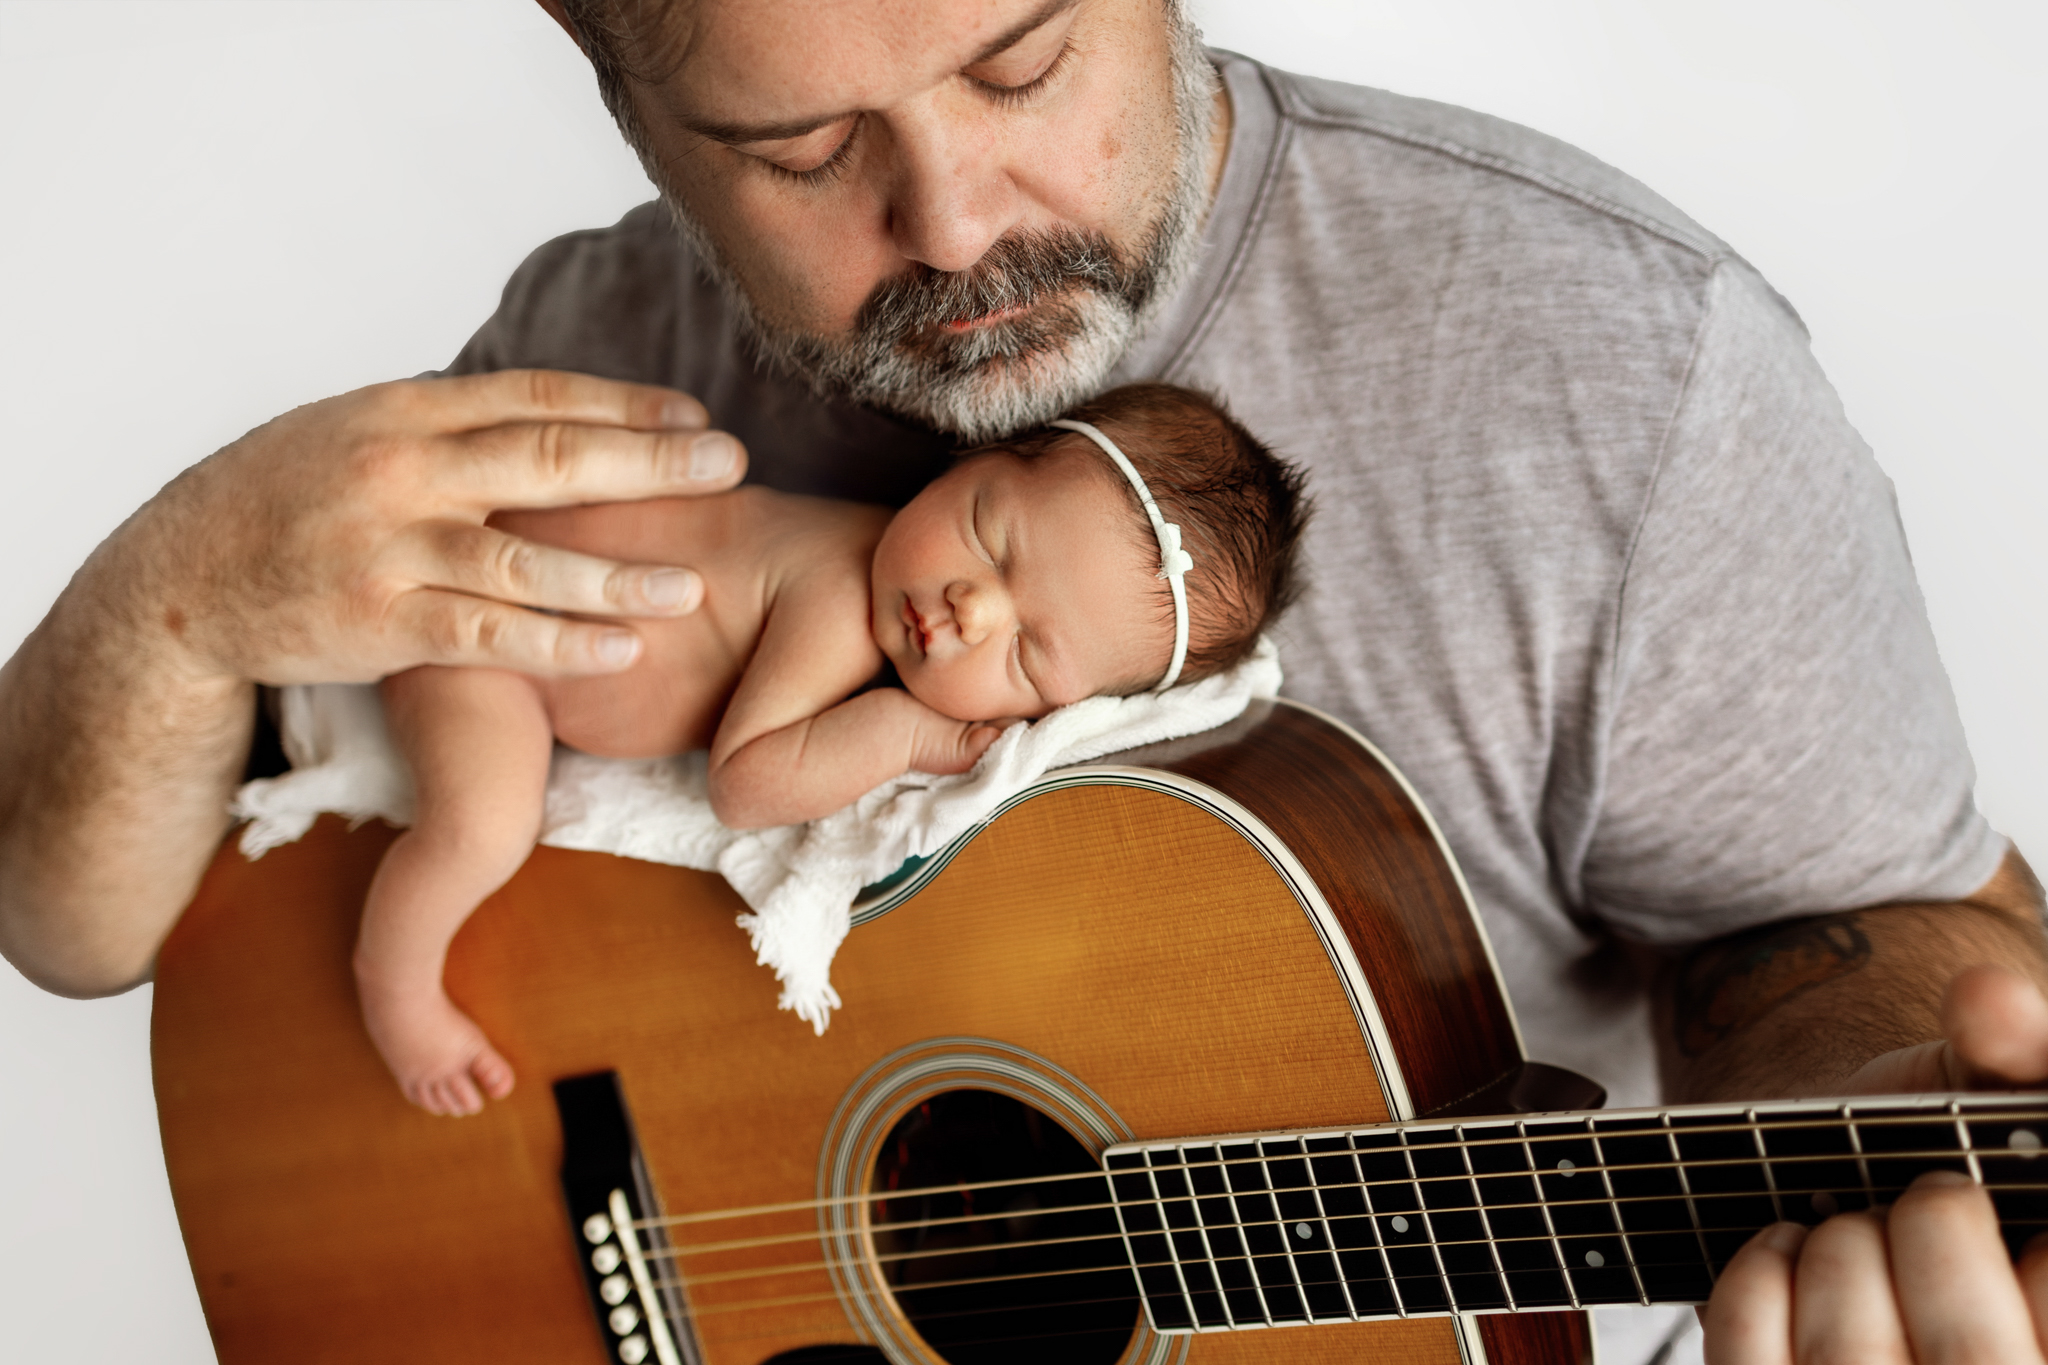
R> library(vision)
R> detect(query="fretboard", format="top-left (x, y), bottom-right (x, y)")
top-left (1103, 1092), bottom-right (2048, 1331)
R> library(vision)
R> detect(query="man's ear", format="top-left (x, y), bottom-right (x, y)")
top-left (534, 0), bottom-right (583, 51)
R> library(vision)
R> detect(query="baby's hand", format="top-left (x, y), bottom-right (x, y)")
top-left (910, 713), bottom-right (1011, 775)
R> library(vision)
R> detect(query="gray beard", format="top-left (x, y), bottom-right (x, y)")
top-left (649, 20), bottom-right (1219, 442)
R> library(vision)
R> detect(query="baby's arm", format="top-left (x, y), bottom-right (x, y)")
top-left (708, 576), bottom-right (1001, 830)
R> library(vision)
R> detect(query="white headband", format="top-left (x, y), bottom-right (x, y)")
top-left (1050, 418), bottom-right (1193, 691)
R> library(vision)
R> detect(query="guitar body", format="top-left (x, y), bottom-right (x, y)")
top-left (154, 700), bottom-right (1593, 1364)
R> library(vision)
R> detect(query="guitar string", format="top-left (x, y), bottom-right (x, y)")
top-left (631, 1105), bottom-right (2048, 1232)
top-left (638, 1198), bottom-right (2048, 1327)
top-left (641, 1140), bottom-right (2045, 1264)
top-left (626, 1171), bottom-right (2048, 1296)
top-left (628, 1138), bottom-right (2048, 1258)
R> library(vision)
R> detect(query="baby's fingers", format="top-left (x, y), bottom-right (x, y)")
top-left (910, 720), bottom-right (1006, 775)
top-left (386, 589), bottom-right (643, 677)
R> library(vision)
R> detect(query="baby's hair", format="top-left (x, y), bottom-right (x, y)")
top-left (995, 383), bottom-right (1312, 689)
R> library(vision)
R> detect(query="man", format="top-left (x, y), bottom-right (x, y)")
top-left (1, 1), bottom-right (2044, 1360)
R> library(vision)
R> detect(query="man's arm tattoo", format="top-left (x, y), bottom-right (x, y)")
top-left (1672, 914), bottom-right (1872, 1059)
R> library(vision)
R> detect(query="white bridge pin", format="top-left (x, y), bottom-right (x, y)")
top-left (600, 1273), bottom-right (631, 1306)
top-left (609, 1305), bottom-right (640, 1335)
top-left (2012, 1128), bottom-right (2042, 1157)
top-left (618, 1334), bottom-right (650, 1364)
top-left (592, 1244), bottom-right (622, 1275)
top-left (584, 1213), bottom-right (613, 1244)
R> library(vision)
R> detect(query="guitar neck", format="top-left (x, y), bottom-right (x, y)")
top-left (1104, 1091), bottom-right (2048, 1330)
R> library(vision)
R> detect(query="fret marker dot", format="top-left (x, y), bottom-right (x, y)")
top-left (1557, 1159), bottom-right (1576, 1177)
top-left (2012, 1128), bottom-right (2042, 1157)
top-left (1390, 1215), bottom-right (1410, 1234)
top-left (1811, 1192), bottom-right (1839, 1218)
top-left (1295, 1222), bottom-right (1313, 1240)
top-left (1583, 1250), bottom-right (1605, 1267)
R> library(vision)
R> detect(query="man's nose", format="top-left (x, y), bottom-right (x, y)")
top-left (880, 98), bottom-right (1023, 275)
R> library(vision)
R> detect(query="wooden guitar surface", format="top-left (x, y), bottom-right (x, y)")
top-left (153, 700), bottom-right (1591, 1364)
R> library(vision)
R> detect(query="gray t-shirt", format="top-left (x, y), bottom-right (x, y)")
top-left (447, 53), bottom-right (2003, 1112)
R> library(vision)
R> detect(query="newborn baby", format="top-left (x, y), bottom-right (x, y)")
top-left (357, 382), bottom-right (1310, 1114)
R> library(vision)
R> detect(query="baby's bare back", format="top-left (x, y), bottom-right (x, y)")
top-left (490, 489), bottom-right (888, 758)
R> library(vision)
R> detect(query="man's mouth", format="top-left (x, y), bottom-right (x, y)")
top-left (939, 301), bottom-right (1032, 334)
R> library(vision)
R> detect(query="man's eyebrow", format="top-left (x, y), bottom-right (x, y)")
top-left (967, 0), bottom-right (1084, 69)
top-left (678, 0), bottom-right (1084, 147)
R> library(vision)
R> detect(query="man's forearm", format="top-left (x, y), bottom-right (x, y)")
top-left (1659, 848), bottom-right (2048, 1103)
top-left (0, 528), bottom-right (251, 996)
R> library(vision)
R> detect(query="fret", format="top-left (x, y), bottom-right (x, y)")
top-left (1954, 1101), bottom-right (1984, 1185)
top-left (1465, 1122), bottom-right (1572, 1308)
top-left (1526, 1119), bottom-right (1638, 1304)
top-left (1843, 1105), bottom-right (1876, 1211)
top-left (1750, 1108), bottom-right (1787, 1225)
top-left (1353, 1131), bottom-right (1451, 1313)
top-left (1594, 1116), bottom-right (1712, 1304)
top-left (1850, 1103), bottom-right (1963, 1209)
top-left (1760, 1101), bottom-right (1870, 1223)
top-left (1671, 1109), bottom-right (1780, 1277)
top-left (1963, 1103), bottom-right (2048, 1259)
top-left (1104, 1150), bottom-right (1201, 1331)
top-left (1184, 1142), bottom-right (1265, 1326)
top-left (1588, 1122), bottom-right (1650, 1305)
top-left (1661, 1115), bottom-right (1716, 1290)
top-left (1406, 1127), bottom-right (1510, 1311)
top-left (1305, 1134), bottom-right (1399, 1317)
top-left (1525, 1119), bottom-right (1582, 1309)
top-left (1258, 1137), bottom-right (1353, 1321)
top-left (1219, 1140), bottom-right (1306, 1324)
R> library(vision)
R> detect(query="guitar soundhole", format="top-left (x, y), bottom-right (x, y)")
top-left (869, 1089), bottom-right (1137, 1365)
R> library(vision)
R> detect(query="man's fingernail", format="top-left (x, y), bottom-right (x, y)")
top-left (1761, 1222), bottom-right (1808, 1254)
top-left (1914, 1168), bottom-right (1975, 1188)
top-left (642, 568), bottom-right (696, 610)
top-left (688, 432), bottom-right (739, 480)
top-left (661, 397), bottom-right (705, 429)
top-left (595, 630), bottom-right (639, 667)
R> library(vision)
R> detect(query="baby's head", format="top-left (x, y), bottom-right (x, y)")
top-left (871, 383), bottom-right (1311, 722)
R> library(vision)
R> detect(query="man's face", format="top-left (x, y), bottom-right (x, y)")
top-left (608, 0), bottom-right (1216, 439)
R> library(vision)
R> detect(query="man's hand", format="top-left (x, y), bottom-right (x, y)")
top-left (146, 369), bottom-right (747, 683)
top-left (1667, 852), bottom-right (2048, 1362)
top-left (1703, 968), bottom-right (2048, 1363)
top-left (0, 369), bottom-right (745, 995)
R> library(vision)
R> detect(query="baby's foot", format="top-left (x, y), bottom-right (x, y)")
top-left (358, 982), bottom-right (516, 1117)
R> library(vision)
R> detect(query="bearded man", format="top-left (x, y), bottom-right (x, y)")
top-left (3, 2), bottom-right (2047, 1361)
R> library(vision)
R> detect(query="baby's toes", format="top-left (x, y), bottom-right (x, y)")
top-left (472, 1046), bottom-right (516, 1101)
top-left (445, 1072), bottom-right (486, 1116)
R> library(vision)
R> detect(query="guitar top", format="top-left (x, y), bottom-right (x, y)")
top-left (158, 700), bottom-right (2040, 1364)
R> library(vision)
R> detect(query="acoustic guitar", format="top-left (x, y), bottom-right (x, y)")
top-left (153, 698), bottom-right (2048, 1365)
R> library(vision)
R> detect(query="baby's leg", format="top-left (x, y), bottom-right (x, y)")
top-left (359, 666), bottom-right (553, 1116)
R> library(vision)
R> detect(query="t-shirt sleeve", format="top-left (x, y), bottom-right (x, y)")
top-left (1576, 260), bottom-right (2005, 942)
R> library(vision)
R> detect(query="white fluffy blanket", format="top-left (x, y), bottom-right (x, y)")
top-left (233, 642), bottom-right (1280, 1030)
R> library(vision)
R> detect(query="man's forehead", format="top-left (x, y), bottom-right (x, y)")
top-left (660, 0), bottom-right (1085, 139)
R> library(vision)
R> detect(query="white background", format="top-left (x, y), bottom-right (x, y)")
top-left (1, 2), bottom-right (2041, 1360)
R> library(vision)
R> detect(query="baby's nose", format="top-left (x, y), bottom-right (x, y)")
top-left (948, 582), bottom-right (997, 643)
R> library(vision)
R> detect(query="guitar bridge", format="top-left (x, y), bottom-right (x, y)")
top-left (555, 1072), bottom-right (701, 1365)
